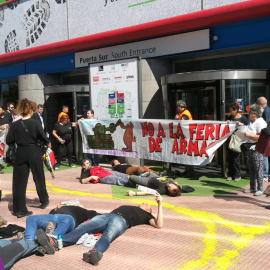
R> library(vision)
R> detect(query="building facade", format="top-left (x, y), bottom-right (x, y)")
top-left (0, 0), bottom-right (270, 163)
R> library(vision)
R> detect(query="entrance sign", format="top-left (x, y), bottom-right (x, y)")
top-left (79, 119), bottom-right (236, 165)
top-left (75, 29), bottom-right (209, 68)
top-left (90, 58), bottom-right (139, 119)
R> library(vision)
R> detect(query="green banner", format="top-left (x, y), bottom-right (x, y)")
top-left (0, 0), bottom-right (5, 3)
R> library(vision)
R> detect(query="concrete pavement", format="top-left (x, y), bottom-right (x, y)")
top-left (1, 164), bottom-right (270, 270)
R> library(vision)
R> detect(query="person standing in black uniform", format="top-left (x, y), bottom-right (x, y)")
top-left (6, 99), bottom-right (50, 218)
top-left (52, 115), bottom-right (78, 169)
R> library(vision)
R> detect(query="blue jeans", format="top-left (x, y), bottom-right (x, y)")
top-left (264, 156), bottom-right (269, 178)
top-left (87, 153), bottom-right (100, 166)
top-left (25, 214), bottom-right (76, 240)
top-left (0, 239), bottom-right (38, 269)
top-left (62, 213), bottom-right (128, 253)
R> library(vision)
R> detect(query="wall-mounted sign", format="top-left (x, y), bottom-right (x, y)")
top-left (235, 99), bottom-right (243, 112)
top-left (90, 58), bottom-right (139, 119)
top-left (75, 29), bottom-right (209, 68)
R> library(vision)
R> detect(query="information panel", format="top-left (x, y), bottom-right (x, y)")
top-left (89, 58), bottom-right (139, 119)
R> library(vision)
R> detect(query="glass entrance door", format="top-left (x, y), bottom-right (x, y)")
top-left (168, 86), bottom-right (216, 120)
top-left (75, 93), bottom-right (90, 161)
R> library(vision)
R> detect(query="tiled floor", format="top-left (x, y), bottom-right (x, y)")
top-left (1, 164), bottom-right (270, 270)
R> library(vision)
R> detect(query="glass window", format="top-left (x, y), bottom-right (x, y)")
top-left (0, 81), bottom-right (18, 108)
top-left (225, 79), bottom-right (269, 117)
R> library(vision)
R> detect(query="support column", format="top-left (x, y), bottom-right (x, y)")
top-left (18, 74), bottom-right (61, 104)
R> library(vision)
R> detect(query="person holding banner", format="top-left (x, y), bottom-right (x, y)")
top-left (85, 109), bottom-right (100, 166)
top-left (256, 96), bottom-right (270, 181)
top-left (226, 103), bottom-right (249, 181)
top-left (238, 103), bottom-right (267, 196)
top-left (52, 115), bottom-right (79, 169)
top-left (127, 174), bottom-right (181, 197)
top-left (174, 100), bottom-right (195, 177)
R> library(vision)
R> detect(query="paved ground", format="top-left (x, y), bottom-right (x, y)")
top-left (1, 164), bottom-right (270, 270)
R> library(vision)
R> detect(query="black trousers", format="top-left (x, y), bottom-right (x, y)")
top-left (56, 140), bottom-right (73, 166)
top-left (12, 145), bottom-right (49, 213)
top-left (227, 148), bottom-right (241, 179)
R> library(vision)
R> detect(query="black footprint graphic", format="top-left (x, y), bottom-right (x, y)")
top-left (4, 30), bottom-right (20, 53)
top-left (23, 0), bottom-right (50, 47)
top-left (6, 0), bottom-right (20, 10)
top-left (55, 0), bottom-right (66, 3)
top-left (0, 7), bottom-right (4, 28)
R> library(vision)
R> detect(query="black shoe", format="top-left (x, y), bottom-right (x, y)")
top-left (36, 246), bottom-right (46, 256)
top-left (17, 211), bottom-right (33, 218)
top-left (40, 200), bottom-right (49, 209)
top-left (83, 250), bottom-right (103, 265)
top-left (36, 229), bottom-right (56, 255)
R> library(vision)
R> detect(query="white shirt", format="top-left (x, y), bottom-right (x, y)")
top-left (246, 117), bottom-right (267, 143)
top-left (38, 113), bottom-right (45, 130)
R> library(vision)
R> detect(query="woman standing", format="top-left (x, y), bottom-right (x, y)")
top-left (226, 103), bottom-right (249, 181)
top-left (85, 109), bottom-right (100, 166)
top-left (52, 115), bottom-right (78, 169)
top-left (6, 99), bottom-right (49, 218)
top-left (238, 103), bottom-right (267, 196)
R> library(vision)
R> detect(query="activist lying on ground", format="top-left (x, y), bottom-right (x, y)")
top-left (80, 159), bottom-right (138, 186)
top-left (126, 174), bottom-right (195, 197)
top-left (111, 159), bottom-right (162, 176)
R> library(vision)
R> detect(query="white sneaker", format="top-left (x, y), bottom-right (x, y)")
top-left (254, 190), bottom-right (264, 196)
top-left (243, 189), bottom-right (256, 193)
top-left (263, 177), bottom-right (268, 182)
top-left (226, 177), bottom-right (232, 181)
top-left (234, 177), bottom-right (241, 182)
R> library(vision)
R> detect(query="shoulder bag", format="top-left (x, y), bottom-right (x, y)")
top-left (228, 133), bottom-right (242, 153)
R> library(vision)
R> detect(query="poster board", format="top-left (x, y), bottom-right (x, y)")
top-left (89, 58), bottom-right (139, 119)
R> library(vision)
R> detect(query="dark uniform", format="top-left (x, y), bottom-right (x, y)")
top-left (6, 118), bottom-right (49, 214)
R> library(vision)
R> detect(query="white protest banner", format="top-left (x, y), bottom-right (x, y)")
top-left (0, 125), bottom-right (8, 164)
top-left (79, 119), bottom-right (236, 166)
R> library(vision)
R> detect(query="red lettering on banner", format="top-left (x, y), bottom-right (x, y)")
top-left (196, 124), bottom-right (204, 140)
top-left (141, 122), bottom-right (148, 137)
top-left (187, 140), bottom-right (199, 156)
top-left (148, 137), bottom-right (155, 152)
top-left (171, 139), bottom-right (213, 157)
top-left (176, 123), bottom-right (185, 139)
top-left (189, 124), bottom-right (197, 140)
top-left (140, 122), bottom-right (154, 137)
top-left (171, 139), bottom-right (178, 154)
top-left (199, 140), bottom-right (208, 156)
top-left (169, 123), bottom-right (185, 139)
top-left (155, 138), bottom-right (162, 152)
top-left (149, 137), bottom-right (162, 152)
top-left (179, 139), bottom-right (187, 154)
top-left (205, 124), bottom-right (215, 140)
top-left (157, 123), bottom-right (165, 138)
top-left (215, 124), bottom-right (220, 140)
top-left (220, 125), bottom-right (230, 137)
